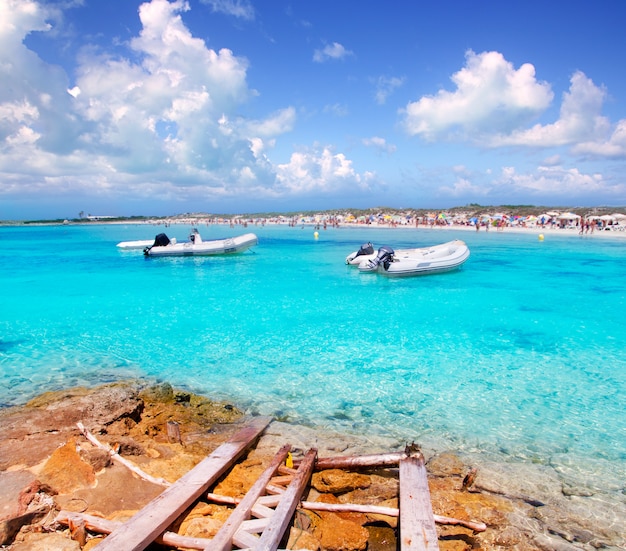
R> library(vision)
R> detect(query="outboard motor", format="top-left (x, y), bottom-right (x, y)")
top-left (354, 243), bottom-right (374, 258)
top-left (365, 246), bottom-right (395, 271)
top-left (153, 233), bottom-right (170, 247)
top-left (355, 242), bottom-right (374, 258)
top-left (346, 242), bottom-right (375, 264)
top-left (143, 232), bottom-right (170, 255)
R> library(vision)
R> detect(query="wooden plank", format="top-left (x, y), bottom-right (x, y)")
top-left (399, 452), bottom-right (440, 551)
top-left (265, 483), bottom-right (287, 495)
top-left (253, 448), bottom-right (317, 551)
top-left (268, 474), bottom-right (293, 485)
top-left (239, 516), bottom-right (271, 533)
top-left (208, 493), bottom-right (282, 508)
top-left (208, 444), bottom-right (291, 551)
top-left (206, 494), bottom-right (486, 533)
top-left (300, 502), bottom-right (486, 532)
top-left (56, 511), bottom-right (212, 550)
top-left (93, 416), bottom-right (271, 551)
top-left (295, 451), bottom-right (405, 471)
top-left (233, 528), bottom-right (261, 549)
top-left (248, 503), bottom-right (276, 519)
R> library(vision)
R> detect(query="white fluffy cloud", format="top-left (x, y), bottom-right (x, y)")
top-left (0, 0), bottom-right (367, 210)
top-left (401, 50), bottom-right (626, 161)
top-left (438, 163), bottom-right (625, 203)
top-left (495, 164), bottom-right (611, 197)
top-left (276, 145), bottom-right (371, 195)
top-left (490, 71), bottom-right (611, 148)
top-left (401, 50), bottom-right (553, 140)
top-left (0, 0), bottom-right (81, 159)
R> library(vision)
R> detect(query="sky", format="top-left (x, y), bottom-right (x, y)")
top-left (2, 0), bottom-right (626, 220)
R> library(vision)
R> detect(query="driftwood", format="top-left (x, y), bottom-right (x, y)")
top-left (57, 498), bottom-right (485, 551)
top-left (207, 494), bottom-right (487, 533)
top-left (293, 451), bottom-right (405, 471)
top-left (92, 416), bottom-right (271, 551)
top-left (166, 420), bottom-right (182, 445)
top-left (56, 511), bottom-right (211, 550)
top-left (399, 447), bottom-right (440, 550)
top-left (305, 502), bottom-right (486, 533)
top-left (76, 422), bottom-right (170, 488)
top-left (66, 425), bottom-right (485, 549)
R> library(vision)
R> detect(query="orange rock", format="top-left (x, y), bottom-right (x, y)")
top-left (313, 512), bottom-right (369, 551)
top-left (311, 469), bottom-right (371, 494)
top-left (38, 439), bottom-right (96, 494)
top-left (177, 501), bottom-right (231, 537)
top-left (213, 455), bottom-right (270, 497)
top-left (286, 526), bottom-right (320, 550)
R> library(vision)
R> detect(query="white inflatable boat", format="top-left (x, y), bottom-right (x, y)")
top-left (357, 240), bottom-right (470, 277)
top-left (143, 229), bottom-right (258, 257)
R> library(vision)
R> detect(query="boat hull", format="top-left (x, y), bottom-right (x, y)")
top-left (117, 239), bottom-right (162, 250)
top-left (358, 240), bottom-right (470, 277)
top-left (145, 233), bottom-right (258, 257)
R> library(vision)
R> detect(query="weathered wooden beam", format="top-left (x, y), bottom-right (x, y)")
top-left (294, 451), bottom-right (404, 471)
top-left (301, 502), bottom-right (486, 532)
top-left (55, 511), bottom-right (211, 550)
top-left (166, 420), bottom-right (182, 444)
top-left (207, 492), bottom-right (282, 509)
top-left (253, 448), bottom-right (317, 551)
top-left (399, 450), bottom-right (440, 551)
top-left (207, 494), bottom-right (486, 533)
top-left (92, 416), bottom-right (271, 551)
top-left (207, 444), bottom-right (291, 551)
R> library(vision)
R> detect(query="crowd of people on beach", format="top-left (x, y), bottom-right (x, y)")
top-left (139, 209), bottom-right (626, 236)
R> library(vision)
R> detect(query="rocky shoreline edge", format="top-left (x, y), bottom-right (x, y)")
top-left (0, 382), bottom-right (622, 550)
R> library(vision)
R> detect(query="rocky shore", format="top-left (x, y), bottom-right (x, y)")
top-left (0, 382), bottom-right (623, 550)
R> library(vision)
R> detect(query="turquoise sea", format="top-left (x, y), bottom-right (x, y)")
top-left (1, 223), bottom-right (625, 497)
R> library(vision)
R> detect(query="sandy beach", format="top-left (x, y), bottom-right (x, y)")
top-left (90, 212), bottom-right (626, 241)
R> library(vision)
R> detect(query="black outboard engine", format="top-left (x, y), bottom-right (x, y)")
top-left (354, 242), bottom-right (374, 258)
top-left (143, 232), bottom-right (170, 255)
top-left (365, 246), bottom-right (395, 270)
top-left (153, 233), bottom-right (170, 247)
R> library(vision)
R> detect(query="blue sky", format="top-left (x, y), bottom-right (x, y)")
top-left (2, 0), bottom-right (626, 220)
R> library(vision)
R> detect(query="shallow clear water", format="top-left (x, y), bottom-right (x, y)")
top-left (1, 223), bottom-right (625, 489)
